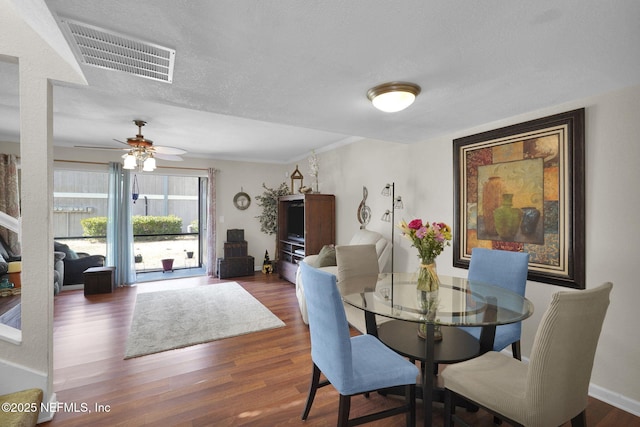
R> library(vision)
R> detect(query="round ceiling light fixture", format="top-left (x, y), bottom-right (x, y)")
top-left (367, 81), bottom-right (421, 113)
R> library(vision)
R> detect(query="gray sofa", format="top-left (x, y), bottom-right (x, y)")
top-left (0, 235), bottom-right (65, 295)
top-left (54, 241), bottom-right (105, 286)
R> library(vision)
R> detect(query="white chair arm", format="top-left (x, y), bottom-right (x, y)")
top-left (301, 254), bottom-right (319, 267)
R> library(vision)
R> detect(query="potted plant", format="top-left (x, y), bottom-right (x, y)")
top-left (255, 182), bottom-right (289, 235)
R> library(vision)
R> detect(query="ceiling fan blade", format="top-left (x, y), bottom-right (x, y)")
top-left (75, 145), bottom-right (127, 151)
top-left (153, 145), bottom-right (187, 155)
top-left (154, 153), bottom-right (184, 161)
top-left (113, 138), bottom-right (129, 147)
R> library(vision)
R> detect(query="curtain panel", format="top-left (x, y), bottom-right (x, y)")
top-left (206, 168), bottom-right (218, 276)
top-left (0, 154), bottom-right (20, 254)
top-left (107, 162), bottom-right (135, 286)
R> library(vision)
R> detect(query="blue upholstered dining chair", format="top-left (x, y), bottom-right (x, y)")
top-left (299, 262), bottom-right (419, 427)
top-left (461, 248), bottom-right (530, 359)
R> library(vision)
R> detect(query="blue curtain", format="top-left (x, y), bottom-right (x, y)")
top-left (107, 162), bottom-right (135, 286)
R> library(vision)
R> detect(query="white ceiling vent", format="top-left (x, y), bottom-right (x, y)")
top-left (60, 18), bottom-right (175, 83)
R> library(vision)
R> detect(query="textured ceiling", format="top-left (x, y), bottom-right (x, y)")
top-left (2, 1), bottom-right (640, 164)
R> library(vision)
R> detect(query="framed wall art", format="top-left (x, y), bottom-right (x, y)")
top-left (453, 109), bottom-right (585, 289)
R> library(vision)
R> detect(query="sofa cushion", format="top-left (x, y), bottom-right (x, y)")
top-left (349, 229), bottom-right (387, 257)
top-left (54, 251), bottom-right (66, 262)
top-left (54, 241), bottom-right (79, 260)
top-left (316, 244), bottom-right (337, 267)
top-left (0, 235), bottom-right (20, 262)
top-left (375, 238), bottom-right (388, 258)
top-left (349, 229), bottom-right (382, 246)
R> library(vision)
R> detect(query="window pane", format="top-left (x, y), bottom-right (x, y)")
top-left (53, 169), bottom-right (108, 257)
top-left (131, 174), bottom-right (200, 273)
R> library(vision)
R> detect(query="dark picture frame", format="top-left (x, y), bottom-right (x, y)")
top-left (453, 109), bottom-right (585, 289)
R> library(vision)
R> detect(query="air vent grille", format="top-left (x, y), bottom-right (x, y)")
top-left (60, 18), bottom-right (175, 83)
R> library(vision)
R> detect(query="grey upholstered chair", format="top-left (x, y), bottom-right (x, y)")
top-left (295, 229), bottom-right (391, 325)
top-left (335, 244), bottom-right (380, 333)
top-left (442, 282), bottom-right (613, 427)
top-left (299, 261), bottom-right (419, 427)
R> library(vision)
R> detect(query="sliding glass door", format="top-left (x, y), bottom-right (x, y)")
top-left (54, 168), bottom-right (204, 283)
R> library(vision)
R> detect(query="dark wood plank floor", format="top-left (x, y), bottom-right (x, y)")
top-left (43, 273), bottom-right (639, 426)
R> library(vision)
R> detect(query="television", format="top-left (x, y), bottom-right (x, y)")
top-left (287, 202), bottom-right (305, 241)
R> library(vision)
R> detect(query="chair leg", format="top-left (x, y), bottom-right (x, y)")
top-left (301, 364), bottom-right (321, 420)
top-left (512, 340), bottom-right (522, 361)
top-left (406, 383), bottom-right (416, 427)
top-left (444, 389), bottom-right (453, 427)
top-left (338, 394), bottom-right (351, 427)
top-left (571, 410), bottom-right (587, 427)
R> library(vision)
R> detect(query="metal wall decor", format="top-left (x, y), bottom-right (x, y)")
top-left (233, 188), bottom-right (251, 210)
top-left (357, 186), bottom-right (371, 228)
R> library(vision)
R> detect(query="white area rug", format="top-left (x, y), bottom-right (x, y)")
top-left (124, 282), bottom-right (285, 359)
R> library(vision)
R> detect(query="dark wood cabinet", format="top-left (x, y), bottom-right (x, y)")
top-left (277, 194), bottom-right (335, 283)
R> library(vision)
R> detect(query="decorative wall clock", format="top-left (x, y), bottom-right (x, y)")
top-left (233, 190), bottom-right (251, 210)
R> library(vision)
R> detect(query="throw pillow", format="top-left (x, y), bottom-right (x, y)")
top-left (316, 244), bottom-right (336, 267)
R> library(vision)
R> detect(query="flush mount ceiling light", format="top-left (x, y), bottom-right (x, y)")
top-left (367, 82), bottom-right (421, 113)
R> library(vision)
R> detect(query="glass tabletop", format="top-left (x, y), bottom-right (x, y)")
top-left (342, 272), bottom-right (534, 327)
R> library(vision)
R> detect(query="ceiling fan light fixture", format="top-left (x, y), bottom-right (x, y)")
top-left (367, 82), bottom-right (421, 113)
top-left (123, 153), bottom-right (137, 170)
top-left (116, 120), bottom-right (186, 171)
top-left (142, 156), bottom-right (156, 172)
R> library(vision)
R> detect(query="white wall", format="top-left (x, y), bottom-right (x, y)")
top-left (312, 84), bottom-right (640, 413)
top-left (212, 160), bottom-right (289, 267)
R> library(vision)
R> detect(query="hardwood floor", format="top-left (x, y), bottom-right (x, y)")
top-left (44, 273), bottom-right (638, 426)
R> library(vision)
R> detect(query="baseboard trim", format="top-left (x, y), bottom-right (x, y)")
top-left (501, 350), bottom-right (640, 417)
top-left (37, 391), bottom-right (57, 423)
top-left (589, 383), bottom-right (640, 417)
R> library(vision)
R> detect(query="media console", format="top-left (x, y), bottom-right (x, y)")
top-left (277, 193), bottom-right (335, 283)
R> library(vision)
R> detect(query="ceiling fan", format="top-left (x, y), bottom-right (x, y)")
top-left (76, 119), bottom-right (187, 171)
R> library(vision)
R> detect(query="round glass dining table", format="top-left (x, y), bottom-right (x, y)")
top-left (342, 273), bottom-right (534, 427)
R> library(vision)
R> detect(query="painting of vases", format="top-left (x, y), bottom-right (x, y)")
top-left (481, 176), bottom-right (503, 236)
top-left (520, 207), bottom-right (541, 235)
top-left (477, 159), bottom-right (544, 244)
top-left (493, 193), bottom-right (522, 241)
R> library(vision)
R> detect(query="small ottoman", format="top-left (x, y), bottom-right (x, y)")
top-left (83, 266), bottom-right (116, 296)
